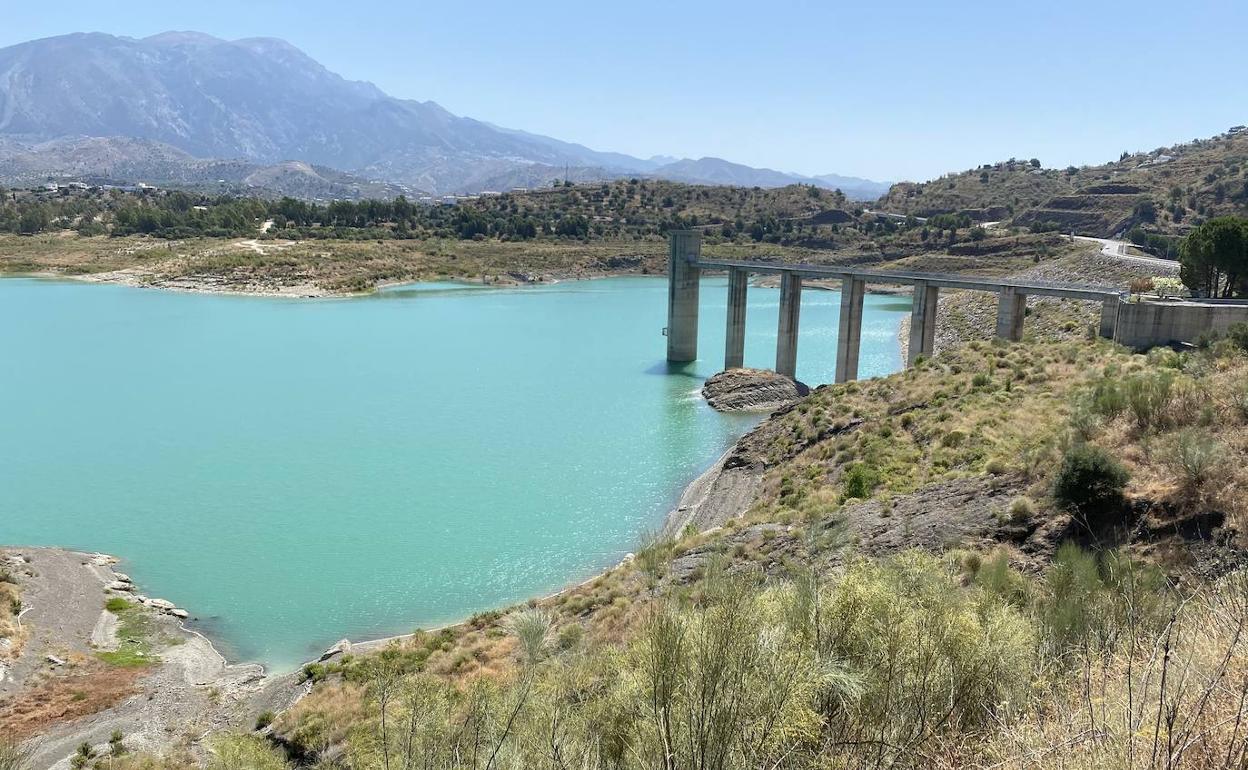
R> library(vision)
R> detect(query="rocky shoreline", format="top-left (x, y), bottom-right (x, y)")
top-left (15, 262), bottom-right (651, 300)
top-left (0, 547), bottom-right (302, 770)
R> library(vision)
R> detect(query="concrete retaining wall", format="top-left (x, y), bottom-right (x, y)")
top-left (1114, 298), bottom-right (1248, 350)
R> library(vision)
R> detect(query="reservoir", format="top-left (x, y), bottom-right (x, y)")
top-left (0, 275), bottom-right (908, 670)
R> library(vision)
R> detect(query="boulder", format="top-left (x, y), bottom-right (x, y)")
top-left (319, 639), bottom-right (352, 661)
top-left (169, 609), bottom-right (189, 619)
top-left (701, 368), bottom-right (810, 413)
top-left (106, 581), bottom-right (134, 592)
top-left (148, 598), bottom-right (176, 611)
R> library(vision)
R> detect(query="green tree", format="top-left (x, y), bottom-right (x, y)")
top-left (1179, 216), bottom-right (1248, 297)
top-left (17, 205), bottom-right (50, 234)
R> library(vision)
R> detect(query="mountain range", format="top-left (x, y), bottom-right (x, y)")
top-left (0, 32), bottom-right (890, 200)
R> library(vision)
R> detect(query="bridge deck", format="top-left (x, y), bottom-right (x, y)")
top-left (693, 258), bottom-right (1121, 302)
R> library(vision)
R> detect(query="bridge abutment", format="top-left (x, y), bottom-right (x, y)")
top-left (1099, 296), bottom-right (1120, 339)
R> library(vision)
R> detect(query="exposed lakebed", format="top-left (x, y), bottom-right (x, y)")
top-left (0, 275), bottom-right (907, 670)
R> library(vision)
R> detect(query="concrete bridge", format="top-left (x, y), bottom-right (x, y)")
top-left (665, 230), bottom-right (1128, 382)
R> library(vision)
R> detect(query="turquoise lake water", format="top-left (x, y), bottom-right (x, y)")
top-left (0, 275), bottom-right (908, 670)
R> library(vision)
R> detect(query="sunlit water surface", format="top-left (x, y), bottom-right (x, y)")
top-left (0, 275), bottom-right (908, 670)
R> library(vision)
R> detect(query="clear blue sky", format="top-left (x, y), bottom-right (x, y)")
top-left (2, 0), bottom-right (1244, 182)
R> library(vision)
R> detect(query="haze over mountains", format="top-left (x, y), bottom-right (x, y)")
top-left (0, 32), bottom-right (890, 199)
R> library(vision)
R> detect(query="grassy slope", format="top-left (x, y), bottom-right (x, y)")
top-left (255, 334), bottom-right (1248, 769)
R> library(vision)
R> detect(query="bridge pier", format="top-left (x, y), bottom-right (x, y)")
top-left (835, 277), bottom-right (865, 383)
top-left (907, 281), bottom-right (939, 364)
top-left (775, 273), bottom-right (802, 379)
top-left (995, 286), bottom-right (1026, 342)
top-left (1099, 295), bottom-right (1120, 339)
top-left (725, 268), bottom-right (748, 369)
top-left (666, 231), bottom-right (701, 362)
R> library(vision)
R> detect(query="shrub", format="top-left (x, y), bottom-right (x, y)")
top-left (506, 607), bottom-right (553, 665)
top-left (984, 456), bottom-right (1010, 475)
top-left (1124, 370), bottom-right (1174, 430)
top-left (1167, 428), bottom-right (1221, 497)
top-left (634, 531), bottom-right (675, 584)
top-left (556, 623), bottom-right (584, 651)
top-left (206, 734), bottom-right (292, 770)
top-left (1152, 276), bottom-right (1184, 298)
top-left (1069, 403), bottom-right (1103, 441)
top-left (1053, 444), bottom-right (1129, 526)
top-left (1228, 321), bottom-right (1248, 352)
top-left (254, 710), bottom-right (276, 730)
top-left (1008, 497), bottom-right (1035, 522)
top-left (841, 463), bottom-right (880, 499)
top-left (0, 736), bottom-right (31, 770)
top-left (1234, 386), bottom-right (1248, 421)
top-left (940, 429), bottom-right (968, 447)
top-left (1089, 378), bottom-right (1127, 417)
top-left (1128, 276), bottom-right (1155, 295)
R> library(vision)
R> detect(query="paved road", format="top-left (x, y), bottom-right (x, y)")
top-left (1071, 235), bottom-right (1179, 271)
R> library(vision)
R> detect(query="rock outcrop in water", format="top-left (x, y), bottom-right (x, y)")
top-left (701, 368), bottom-right (810, 413)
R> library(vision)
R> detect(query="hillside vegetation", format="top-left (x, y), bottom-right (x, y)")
top-left (878, 129), bottom-right (1248, 240)
top-left (1, 180), bottom-right (1094, 294)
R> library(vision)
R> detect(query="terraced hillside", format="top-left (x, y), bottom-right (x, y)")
top-left (879, 128), bottom-right (1248, 238)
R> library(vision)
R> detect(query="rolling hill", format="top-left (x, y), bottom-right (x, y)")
top-left (876, 128), bottom-right (1248, 237)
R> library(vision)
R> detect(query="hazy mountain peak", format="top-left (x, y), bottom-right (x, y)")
top-left (142, 31), bottom-right (226, 46)
top-left (0, 31), bottom-right (888, 197)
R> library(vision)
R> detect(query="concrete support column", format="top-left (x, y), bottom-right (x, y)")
top-left (775, 272), bottom-right (802, 379)
top-left (995, 286), bottom-right (1027, 342)
top-left (666, 230), bottom-right (702, 362)
top-left (835, 277), bottom-right (866, 383)
top-left (907, 281), bottom-right (940, 365)
top-left (724, 268), bottom-right (748, 369)
top-left (1099, 295), bottom-right (1120, 339)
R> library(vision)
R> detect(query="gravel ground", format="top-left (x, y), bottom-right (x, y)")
top-left (0, 548), bottom-right (302, 770)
